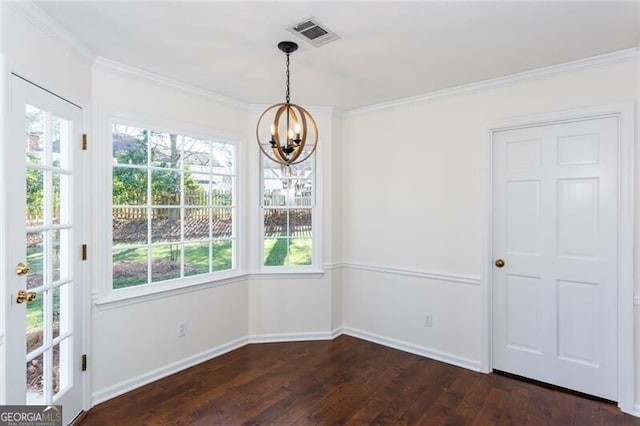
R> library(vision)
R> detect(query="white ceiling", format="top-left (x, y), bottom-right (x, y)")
top-left (34, 1), bottom-right (639, 110)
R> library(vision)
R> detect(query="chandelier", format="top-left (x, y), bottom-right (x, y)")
top-left (256, 41), bottom-right (318, 166)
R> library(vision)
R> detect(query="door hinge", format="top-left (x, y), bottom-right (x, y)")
top-left (81, 244), bottom-right (87, 261)
top-left (81, 354), bottom-right (87, 371)
top-left (82, 133), bottom-right (87, 150)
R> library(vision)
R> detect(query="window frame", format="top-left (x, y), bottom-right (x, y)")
top-left (96, 111), bottom-right (244, 305)
top-left (258, 147), bottom-right (322, 274)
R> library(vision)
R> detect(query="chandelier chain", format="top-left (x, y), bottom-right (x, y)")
top-left (285, 52), bottom-right (290, 104)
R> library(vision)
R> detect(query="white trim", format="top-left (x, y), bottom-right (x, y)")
top-left (5, 1), bottom-right (95, 63)
top-left (331, 327), bottom-right (343, 339)
top-left (80, 101), bottom-right (92, 415)
top-left (341, 261), bottom-right (481, 286)
top-left (248, 331), bottom-right (334, 343)
top-left (247, 271), bottom-right (324, 280)
top-left (91, 336), bottom-right (248, 406)
top-left (482, 101), bottom-right (635, 415)
top-left (95, 273), bottom-right (326, 311)
top-left (0, 53), bottom-right (7, 406)
top-left (94, 275), bottom-right (247, 311)
top-left (634, 296), bottom-right (640, 306)
top-left (616, 101), bottom-right (635, 415)
top-left (345, 49), bottom-right (638, 117)
top-left (342, 327), bottom-right (481, 372)
top-left (322, 262), bottom-right (342, 270)
top-left (95, 108), bottom-right (245, 304)
top-left (486, 102), bottom-right (638, 132)
top-left (93, 57), bottom-right (247, 110)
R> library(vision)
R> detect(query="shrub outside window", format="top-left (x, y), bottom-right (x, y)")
top-left (111, 124), bottom-right (236, 289)
top-left (262, 157), bottom-right (314, 267)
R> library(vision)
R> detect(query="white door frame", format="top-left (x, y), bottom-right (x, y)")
top-left (0, 58), bottom-right (91, 418)
top-left (481, 102), bottom-right (635, 415)
top-left (0, 52), bottom-right (8, 409)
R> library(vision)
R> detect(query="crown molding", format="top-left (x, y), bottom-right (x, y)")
top-left (5, 1), bottom-right (95, 63)
top-left (93, 56), bottom-right (248, 110)
top-left (345, 48), bottom-right (639, 117)
top-left (249, 103), bottom-right (342, 116)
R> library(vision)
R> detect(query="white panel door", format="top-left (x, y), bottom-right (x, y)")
top-left (492, 116), bottom-right (618, 400)
top-left (4, 75), bottom-right (85, 424)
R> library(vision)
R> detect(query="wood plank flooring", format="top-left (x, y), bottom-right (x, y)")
top-left (79, 336), bottom-right (640, 425)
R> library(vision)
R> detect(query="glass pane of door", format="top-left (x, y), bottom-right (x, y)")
top-left (24, 105), bottom-right (74, 404)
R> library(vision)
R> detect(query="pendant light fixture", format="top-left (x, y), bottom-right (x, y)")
top-left (256, 41), bottom-right (318, 166)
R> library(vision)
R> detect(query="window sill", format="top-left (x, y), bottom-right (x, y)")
top-left (94, 268), bottom-right (329, 310)
top-left (94, 272), bottom-right (247, 311)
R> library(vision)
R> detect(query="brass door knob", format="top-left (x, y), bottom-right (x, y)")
top-left (16, 262), bottom-right (30, 276)
top-left (495, 259), bottom-right (505, 268)
top-left (16, 290), bottom-right (37, 304)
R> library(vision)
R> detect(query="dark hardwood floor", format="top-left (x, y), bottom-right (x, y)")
top-left (79, 336), bottom-right (640, 425)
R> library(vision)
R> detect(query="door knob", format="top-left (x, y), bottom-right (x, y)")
top-left (16, 262), bottom-right (30, 276)
top-left (495, 259), bottom-right (505, 268)
top-left (16, 290), bottom-right (37, 304)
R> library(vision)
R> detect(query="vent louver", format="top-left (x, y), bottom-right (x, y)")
top-left (286, 17), bottom-right (339, 47)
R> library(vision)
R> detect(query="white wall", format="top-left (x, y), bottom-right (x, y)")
top-left (248, 275), bottom-right (333, 339)
top-left (245, 107), bottom-right (342, 339)
top-left (0, 2), bottom-right (92, 406)
top-left (341, 58), bottom-right (639, 403)
top-left (91, 281), bottom-right (248, 403)
top-left (1, 4), bottom-right (91, 106)
top-left (329, 113), bottom-right (343, 331)
top-left (90, 64), bottom-right (251, 401)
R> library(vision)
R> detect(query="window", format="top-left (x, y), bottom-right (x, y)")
top-left (261, 158), bottom-right (315, 267)
top-left (111, 124), bottom-right (236, 289)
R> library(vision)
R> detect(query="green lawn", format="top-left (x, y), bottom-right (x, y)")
top-left (24, 282), bottom-right (62, 335)
top-left (264, 234), bottom-right (312, 266)
top-left (112, 240), bottom-right (233, 289)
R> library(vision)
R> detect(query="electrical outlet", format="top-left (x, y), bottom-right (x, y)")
top-left (424, 313), bottom-right (433, 327)
top-left (177, 321), bottom-right (187, 337)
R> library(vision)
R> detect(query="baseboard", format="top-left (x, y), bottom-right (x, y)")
top-left (331, 327), bottom-right (344, 338)
top-left (91, 336), bottom-right (248, 406)
top-left (248, 331), bottom-right (334, 343)
top-left (342, 326), bottom-right (481, 372)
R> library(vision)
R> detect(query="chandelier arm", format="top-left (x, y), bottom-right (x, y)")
top-left (286, 105), bottom-right (318, 165)
top-left (284, 105), bottom-right (306, 163)
top-left (256, 103), bottom-right (288, 164)
top-left (299, 106), bottom-right (308, 147)
top-left (273, 105), bottom-right (291, 161)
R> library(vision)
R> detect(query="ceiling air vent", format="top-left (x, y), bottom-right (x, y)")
top-left (286, 17), bottom-right (340, 48)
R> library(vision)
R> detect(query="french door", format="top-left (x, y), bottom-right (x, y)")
top-left (4, 75), bottom-right (85, 424)
top-left (492, 116), bottom-right (618, 400)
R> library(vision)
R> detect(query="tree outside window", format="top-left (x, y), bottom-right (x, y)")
top-left (111, 124), bottom-right (235, 289)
